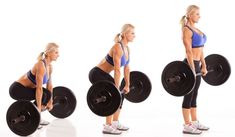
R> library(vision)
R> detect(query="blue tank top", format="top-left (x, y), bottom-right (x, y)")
top-left (185, 25), bottom-right (207, 48)
top-left (105, 42), bottom-right (129, 67)
top-left (27, 60), bottom-right (50, 85)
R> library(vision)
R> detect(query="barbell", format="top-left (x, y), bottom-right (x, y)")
top-left (87, 71), bottom-right (152, 116)
top-left (6, 86), bottom-right (77, 136)
top-left (161, 54), bottom-right (231, 96)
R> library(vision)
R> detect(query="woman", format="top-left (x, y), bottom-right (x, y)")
top-left (9, 43), bottom-right (59, 128)
top-left (180, 5), bottom-right (209, 135)
top-left (89, 24), bottom-right (135, 135)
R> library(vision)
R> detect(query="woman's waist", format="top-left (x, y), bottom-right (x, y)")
top-left (17, 75), bottom-right (36, 88)
top-left (97, 60), bottom-right (114, 73)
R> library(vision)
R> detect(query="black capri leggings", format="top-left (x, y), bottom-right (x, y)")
top-left (182, 59), bottom-right (201, 109)
top-left (9, 82), bottom-right (51, 106)
top-left (89, 67), bottom-right (125, 109)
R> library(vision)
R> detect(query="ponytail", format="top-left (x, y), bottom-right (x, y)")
top-left (37, 52), bottom-right (45, 61)
top-left (180, 15), bottom-right (187, 29)
top-left (114, 33), bottom-right (121, 43)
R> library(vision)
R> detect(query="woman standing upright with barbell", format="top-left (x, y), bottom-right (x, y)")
top-left (180, 5), bottom-right (209, 134)
top-left (89, 24), bottom-right (135, 135)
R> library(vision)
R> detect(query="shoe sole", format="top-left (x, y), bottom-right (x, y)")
top-left (198, 128), bottom-right (209, 131)
top-left (40, 123), bottom-right (50, 126)
top-left (117, 128), bottom-right (129, 131)
top-left (183, 131), bottom-right (202, 135)
top-left (103, 131), bottom-right (122, 135)
top-left (39, 124), bottom-right (49, 126)
top-left (40, 122), bottom-right (50, 126)
top-left (37, 126), bottom-right (43, 130)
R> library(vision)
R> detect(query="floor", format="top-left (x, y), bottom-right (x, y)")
top-left (1, 83), bottom-right (235, 137)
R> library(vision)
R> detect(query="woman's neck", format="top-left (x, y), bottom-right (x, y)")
top-left (121, 39), bottom-right (128, 47)
top-left (187, 21), bottom-right (195, 28)
top-left (43, 58), bottom-right (52, 65)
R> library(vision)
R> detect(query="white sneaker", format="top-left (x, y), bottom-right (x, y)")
top-left (192, 121), bottom-right (209, 131)
top-left (112, 121), bottom-right (129, 131)
top-left (40, 119), bottom-right (50, 126)
top-left (183, 123), bottom-right (202, 135)
top-left (103, 124), bottom-right (122, 135)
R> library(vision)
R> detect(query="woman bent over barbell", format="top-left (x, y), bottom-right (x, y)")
top-left (9, 43), bottom-right (59, 127)
top-left (180, 5), bottom-right (209, 135)
top-left (88, 24), bottom-right (135, 135)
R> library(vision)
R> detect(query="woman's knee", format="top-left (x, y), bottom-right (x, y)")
top-left (182, 95), bottom-right (197, 108)
top-left (182, 101), bottom-right (192, 109)
top-left (182, 93), bottom-right (193, 109)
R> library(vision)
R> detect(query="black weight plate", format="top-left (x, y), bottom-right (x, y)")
top-left (120, 71), bottom-right (152, 103)
top-left (49, 86), bottom-right (77, 118)
top-left (87, 81), bottom-right (121, 116)
top-left (6, 100), bottom-right (40, 136)
top-left (203, 54), bottom-right (231, 86)
top-left (161, 61), bottom-right (195, 96)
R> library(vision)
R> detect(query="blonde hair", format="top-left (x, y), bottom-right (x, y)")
top-left (114, 24), bottom-right (135, 43)
top-left (37, 43), bottom-right (59, 61)
top-left (180, 5), bottom-right (200, 28)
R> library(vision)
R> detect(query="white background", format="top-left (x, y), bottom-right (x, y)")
top-left (0, 0), bottom-right (234, 137)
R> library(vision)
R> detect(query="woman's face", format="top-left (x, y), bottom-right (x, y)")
top-left (190, 9), bottom-right (200, 23)
top-left (125, 28), bottom-right (135, 42)
top-left (48, 48), bottom-right (59, 61)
